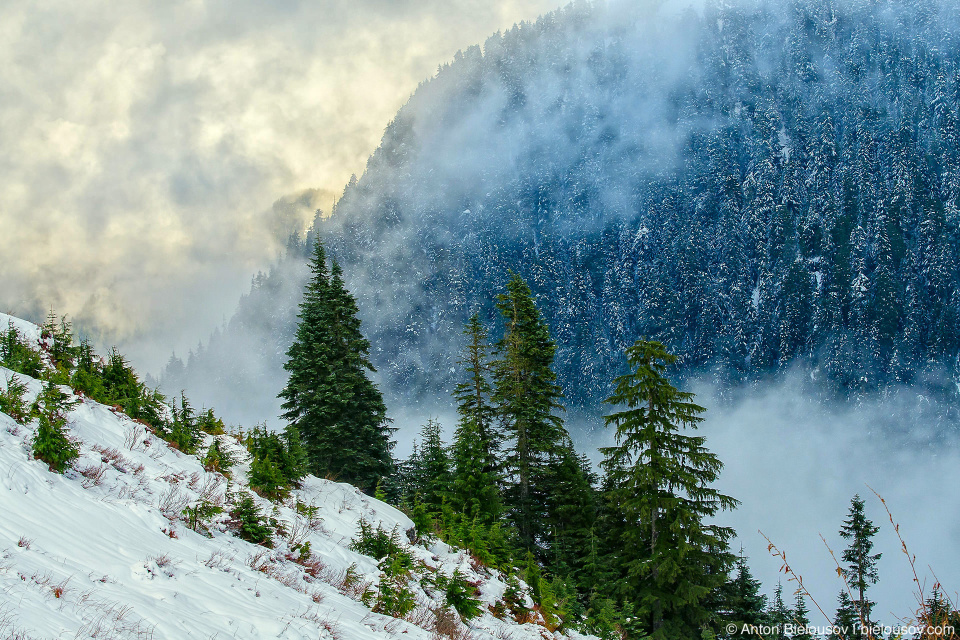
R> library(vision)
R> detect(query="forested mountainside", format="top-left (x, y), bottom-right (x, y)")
top-left (164, 0), bottom-right (960, 418)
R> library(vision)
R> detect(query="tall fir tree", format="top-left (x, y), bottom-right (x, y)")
top-left (600, 339), bottom-right (738, 640)
top-left (450, 314), bottom-right (501, 524)
top-left (839, 494), bottom-right (881, 629)
top-left (492, 273), bottom-right (569, 555)
top-left (279, 238), bottom-right (394, 493)
top-left (453, 314), bottom-right (500, 474)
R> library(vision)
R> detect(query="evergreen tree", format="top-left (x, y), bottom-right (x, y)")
top-left (545, 446), bottom-right (597, 582)
top-left (279, 238), bottom-right (394, 492)
top-left (829, 591), bottom-right (859, 640)
top-left (41, 311), bottom-right (76, 373)
top-left (244, 423), bottom-right (308, 498)
top-left (396, 441), bottom-right (424, 505)
top-left (450, 313), bottom-right (503, 528)
top-left (31, 382), bottom-right (79, 473)
top-left (493, 272), bottom-right (569, 555)
top-left (452, 316), bottom-right (500, 467)
top-left (600, 339), bottom-right (738, 640)
top-left (450, 406), bottom-right (501, 526)
top-left (918, 586), bottom-right (960, 640)
top-left (839, 495), bottom-right (881, 628)
top-left (0, 374), bottom-right (30, 424)
top-left (722, 549), bottom-right (768, 638)
top-left (414, 418), bottom-right (452, 512)
top-left (1, 322), bottom-right (43, 378)
top-left (767, 582), bottom-right (790, 640)
top-left (792, 591), bottom-right (814, 640)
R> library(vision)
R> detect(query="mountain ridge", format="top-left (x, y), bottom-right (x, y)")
top-left (165, 0), bottom-right (960, 427)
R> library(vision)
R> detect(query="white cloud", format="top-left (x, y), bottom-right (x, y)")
top-left (0, 0), bottom-right (561, 370)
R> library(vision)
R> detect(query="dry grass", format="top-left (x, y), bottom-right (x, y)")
top-left (77, 463), bottom-right (108, 488)
top-left (762, 490), bottom-right (959, 640)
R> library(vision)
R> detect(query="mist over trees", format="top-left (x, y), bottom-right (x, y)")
top-left (164, 0), bottom-right (960, 428)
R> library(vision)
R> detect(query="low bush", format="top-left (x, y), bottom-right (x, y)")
top-left (0, 323), bottom-right (43, 378)
top-left (0, 375), bottom-right (30, 424)
top-left (442, 569), bottom-right (482, 621)
top-left (183, 499), bottom-right (224, 537)
top-left (225, 492), bottom-right (276, 547)
top-left (202, 437), bottom-right (235, 476)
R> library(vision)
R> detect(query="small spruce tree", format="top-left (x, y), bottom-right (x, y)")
top-left (723, 549), bottom-right (768, 638)
top-left (792, 591), bottom-right (814, 640)
top-left (839, 494), bottom-right (881, 628)
top-left (0, 374), bottom-right (30, 424)
top-left (31, 382), bottom-right (79, 473)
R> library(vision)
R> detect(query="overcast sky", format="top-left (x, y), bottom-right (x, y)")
top-left (0, 0), bottom-right (561, 369)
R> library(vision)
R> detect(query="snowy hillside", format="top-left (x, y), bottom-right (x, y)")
top-left (0, 313), bottom-right (592, 640)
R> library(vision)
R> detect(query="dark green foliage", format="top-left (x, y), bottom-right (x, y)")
top-left (163, 392), bottom-right (203, 454)
top-left (584, 591), bottom-right (620, 640)
top-left (498, 574), bottom-right (532, 623)
top-left (183, 499), bottom-right (223, 536)
top-left (404, 419), bottom-right (452, 512)
top-left (765, 583), bottom-right (790, 640)
top-left (600, 339), bottom-right (739, 640)
top-left (443, 569), bottom-right (482, 620)
top-left (244, 424), bottom-right (308, 499)
top-left (493, 273), bottom-right (573, 556)
top-left (350, 518), bottom-right (417, 618)
top-left (373, 554), bottom-right (417, 617)
top-left (544, 447), bottom-right (597, 582)
top-left (829, 591), bottom-right (859, 640)
top-left (31, 382), bottom-right (79, 473)
top-left (70, 339), bottom-right (222, 455)
top-left (918, 587), bottom-right (960, 640)
top-left (41, 311), bottom-right (76, 373)
top-left (449, 413), bottom-right (501, 526)
top-left (839, 494), bottom-right (881, 627)
top-left (1, 322), bottom-right (43, 378)
top-left (248, 456), bottom-right (289, 501)
top-left (195, 408), bottom-right (225, 435)
top-left (226, 493), bottom-right (275, 547)
top-left (33, 415), bottom-right (79, 473)
top-left (720, 551), bottom-right (768, 638)
top-left (0, 375), bottom-right (30, 424)
top-left (202, 437), bottom-right (235, 476)
top-left (82, 348), bottom-right (169, 432)
top-left (792, 592), bottom-right (814, 640)
top-left (70, 339), bottom-right (107, 399)
top-left (279, 238), bottom-right (394, 493)
top-left (350, 519), bottom-right (412, 566)
top-left (450, 314), bottom-right (501, 524)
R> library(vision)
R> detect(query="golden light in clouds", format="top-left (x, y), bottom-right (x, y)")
top-left (0, 0), bottom-right (560, 368)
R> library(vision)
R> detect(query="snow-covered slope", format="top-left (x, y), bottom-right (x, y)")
top-left (0, 313), bottom-right (591, 640)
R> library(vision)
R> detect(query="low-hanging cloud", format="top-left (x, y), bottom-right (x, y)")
top-left (691, 376), bottom-right (959, 623)
top-left (0, 0), bottom-right (562, 370)
top-left (568, 372), bottom-right (960, 621)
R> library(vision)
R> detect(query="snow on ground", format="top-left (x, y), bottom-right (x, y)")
top-left (0, 315), bottom-right (593, 640)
